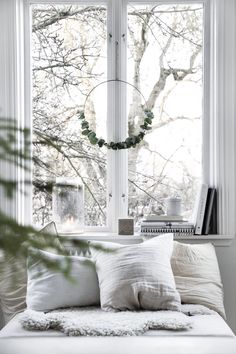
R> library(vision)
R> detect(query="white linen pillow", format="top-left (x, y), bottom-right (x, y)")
top-left (171, 241), bottom-right (226, 318)
top-left (0, 221), bottom-right (61, 324)
top-left (26, 249), bottom-right (100, 311)
top-left (90, 234), bottom-right (181, 312)
top-left (0, 255), bottom-right (27, 325)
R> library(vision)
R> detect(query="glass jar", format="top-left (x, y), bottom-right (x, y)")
top-left (52, 177), bottom-right (84, 232)
top-left (166, 197), bottom-right (182, 216)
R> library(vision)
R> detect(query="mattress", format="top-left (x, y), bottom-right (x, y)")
top-left (0, 311), bottom-right (234, 338)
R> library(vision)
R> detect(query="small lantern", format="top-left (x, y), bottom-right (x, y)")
top-left (52, 177), bottom-right (84, 232)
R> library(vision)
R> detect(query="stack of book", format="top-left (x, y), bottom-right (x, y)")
top-left (140, 184), bottom-right (217, 237)
top-left (140, 215), bottom-right (194, 237)
top-left (194, 184), bottom-right (217, 235)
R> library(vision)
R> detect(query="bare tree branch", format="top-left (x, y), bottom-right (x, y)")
top-left (32, 6), bottom-right (106, 32)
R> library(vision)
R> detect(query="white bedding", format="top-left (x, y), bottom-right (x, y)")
top-left (0, 310), bottom-right (234, 338)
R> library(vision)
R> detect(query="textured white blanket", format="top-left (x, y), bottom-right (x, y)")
top-left (20, 305), bottom-right (213, 336)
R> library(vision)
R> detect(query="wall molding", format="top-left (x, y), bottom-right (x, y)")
top-left (0, 0), bottom-right (19, 221)
top-left (210, 0), bottom-right (236, 236)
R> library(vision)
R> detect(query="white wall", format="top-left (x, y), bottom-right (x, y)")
top-left (0, 307), bottom-right (4, 330)
top-left (215, 0), bottom-right (236, 335)
top-left (216, 241), bottom-right (236, 334)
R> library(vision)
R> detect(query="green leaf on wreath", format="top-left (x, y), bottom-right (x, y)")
top-left (98, 139), bottom-right (105, 147)
top-left (88, 131), bottom-right (96, 138)
top-left (125, 137), bottom-right (132, 145)
top-left (130, 136), bottom-right (136, 144)
top-left (145, 111), bottom-right (154, 119)
top-left (139, 132), bottom-right (145, 139)
top-left (117, 142), bottom-right (125, 149)
top-left (140, 124), bottom-right (147, 130)
top-left (81, 123), bottom-right (89, 130)
top-left (79, 112), bottom-right (85, 120)
top-left (82, 129), bottom-right (90, 136)
top-left (144, 117), bottom-right (152, 125)
top-left (89, 136), bottom-right (98, 145)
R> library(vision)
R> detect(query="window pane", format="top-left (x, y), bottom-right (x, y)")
top-left (32, 4), bottom-right (107, 227)
top-left (127, 3), bottom-right (203, 224)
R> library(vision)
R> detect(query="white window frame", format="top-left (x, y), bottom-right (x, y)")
top-left (0, 0), bottom-right (235, 236)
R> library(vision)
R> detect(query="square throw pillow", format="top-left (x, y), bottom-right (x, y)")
top-left (0, 254), bottom-right (27, 325)
top-left (171, 241), bottom-right (226, 318)
top-left (90, 234), bottom-right (181, 312)
top-left (26, 249), bottom-right (100, 311)
top-left (0, 221), bottom-right (61, 324)
top-left (39, 221), bottom-right (63, 251)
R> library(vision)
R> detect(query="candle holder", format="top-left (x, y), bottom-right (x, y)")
top-left (52, 177), bottom-right (84, 233)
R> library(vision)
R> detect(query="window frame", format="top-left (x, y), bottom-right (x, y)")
top-left (3, 0), bottom-right (234, 235)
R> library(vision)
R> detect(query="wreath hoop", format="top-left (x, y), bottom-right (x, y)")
top-left (78, 79), bottom-right (154, 150)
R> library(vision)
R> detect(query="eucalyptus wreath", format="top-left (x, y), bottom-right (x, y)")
top-left (78, 80), bottom-right (154, 150)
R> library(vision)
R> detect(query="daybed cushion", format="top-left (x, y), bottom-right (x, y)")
top-left (90, 234), bottom-right (181, 312)
top-left (171, 241), bottom-right (225, 318)
top-left (26, 250), bottom-right (100, 311)
top-left (0, 308), bottom-right (234, 338)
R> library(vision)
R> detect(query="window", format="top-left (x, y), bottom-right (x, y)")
top-left (31, 4), bottom-right (108, 228)
top-left (0, 0), bottom-right (235, 236)
top-left (30, 0), bottom-right (206, 232)
top-left (127, 3), bottom-right (204, 222)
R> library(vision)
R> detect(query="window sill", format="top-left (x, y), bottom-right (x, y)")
top-left (173, 234), bottom-right (234, 246)
top-left (58, 232), bottom-right (235, 246)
